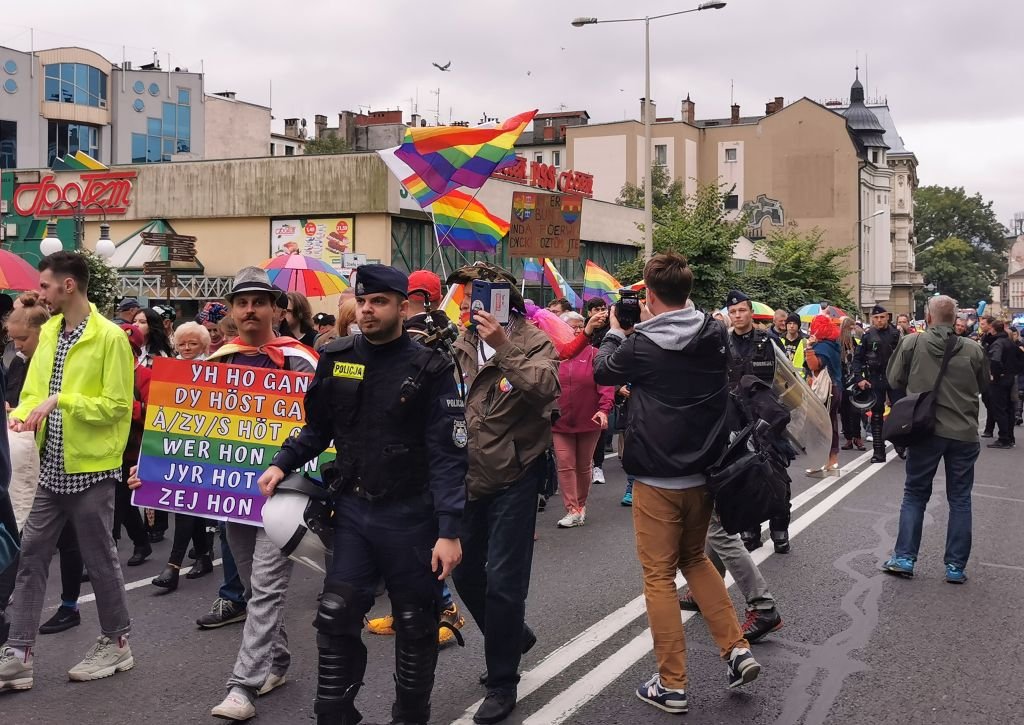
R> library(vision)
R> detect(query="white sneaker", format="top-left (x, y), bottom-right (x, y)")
top-left (212, 689), bottom-right (257, 720)
top-left (579, 506), bottom-right (587, 524)
top-left (592, 466), bottom-right (606, 484)
top-left (0, 646), bottom-right (33, 691)
top-left (257, 672), bottom-right (287, 696)
top-left (67, 636), bottom-right (134, 681)
top-left (557, 510), bottom-right (584, 528)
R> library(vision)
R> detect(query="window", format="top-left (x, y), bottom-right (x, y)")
top-left (2, 79), bottom-right (15, 94)
top-left (552, 150), bottom-right (561, 167)
top-left (137, 98), bottom-right (192, 163)
top-left (177, 87), bottom-right (190, 106)
top-left (2, 59), bottom-right (16, 75)
top-left (725, 194), bottom-right (739, 210)
top-left (725, 147), bottom-right (737, 162)
top-left (534, 153), bottom-right (543, 164)
top-left (0, 120), bottom-right (16, 169)
top-left (284, 146), bottom-right (294, 156)
top-left (133, 99), bottom-right (145, 112)
top-left (871, 149), bottom-right (879, 164)
top-left (270, 143), bottom-right (276, 156)
top-left (47, 121), bottom-right (99, 165)
top-left (654, 144), bottom-right (667, 166)
top-left (43, 63), bottom-right (107, 107)
top-left (148, 82), bottom-right (160, 97)
top-left (133, 80), bottom-right (145, 94)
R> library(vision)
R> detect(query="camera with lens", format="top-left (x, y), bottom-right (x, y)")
top-left (614, 288), bottom-right (642, 329)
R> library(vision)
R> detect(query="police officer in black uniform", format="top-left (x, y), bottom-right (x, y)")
top-left (853, 304), bottom-right (903, 463)
top-left (258, 265), bottom-right (468, 725)
top-left (726, 290), bottom-right (791, 552)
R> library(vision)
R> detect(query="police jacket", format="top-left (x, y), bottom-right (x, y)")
top-left (272, 334), bottom-right (467, 539)
top-left (987, 332), bottom-right (1018, 383)
top-left (853, 324), bottom-right (900, 385)
top-left (594, 306), bottom-right (729, 478)
top-left (452, 315), bottom-right (560, 499)
top-left (728, 328), bottom-right (777, 389)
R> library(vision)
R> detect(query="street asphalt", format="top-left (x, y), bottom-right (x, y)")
top-left (2, 437), bottom-right (1022, 725)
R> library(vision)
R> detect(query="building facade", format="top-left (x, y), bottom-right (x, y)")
top-left (514, 110), bottom-right (589, 170)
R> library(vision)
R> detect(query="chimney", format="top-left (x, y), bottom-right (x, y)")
top-left (410, 112), bottom-right (420, 128)
top-left (284, 118), bottom-right (299, 138)
top-left (315, 114), bottom-right (327, 139)
top-left (731, 103), bottom-right (740, 125)
top-left (543, 125), bottom-right (554, 141)
top-left (640, 97), bottom-right (656, 123)
top-left (774, 96), bottom-right (784, 111)
top-left (765, 100), bottom-right (776, 115)
top-left (681, 95), bottom-right (695, 124)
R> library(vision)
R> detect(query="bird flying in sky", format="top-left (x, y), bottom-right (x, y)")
top-left (432, 61), bottom-right (451, 71)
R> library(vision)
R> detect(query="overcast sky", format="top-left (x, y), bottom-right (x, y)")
top-left (2, 0), bottom-right (1020, 230)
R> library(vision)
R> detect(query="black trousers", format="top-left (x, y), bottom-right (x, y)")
top-left (113, 464), bottom-right (148, 547)
top-left (989, 379), bottom-right (1015, 444)
top-left (840, 393), bottom-right (862, 441)
top-left (168, 514), bottom-right (213, 566)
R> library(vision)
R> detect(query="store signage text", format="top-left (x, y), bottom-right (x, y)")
top-left (13, 170), bottom-right (138, 218)
top-left (492, 157), bottom-right (594, 198)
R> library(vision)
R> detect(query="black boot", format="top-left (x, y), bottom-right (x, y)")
top-left (151, 564), bottom-right (180, 591)
top-left (315, 586), bottom-right (368, 725)
top-left (186, 554), bottom-right (214, 580)
top-left (770, 530), bottom-right (790, 554)
top-left (870, 418), bottom-right (886, 463)
top-left (740, 529), bottom-right (763, 552)
top-left (126, 543), bottom-right (152, 566)
top-left (391, 604), bottom-right (439, 725)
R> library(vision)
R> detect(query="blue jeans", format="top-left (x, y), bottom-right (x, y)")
top-left (218, 521), bottom-right (246, 606)
top-left (452, 456), bottom-right (543, 692)
top-left (894, 435), bottom-right (980, 568)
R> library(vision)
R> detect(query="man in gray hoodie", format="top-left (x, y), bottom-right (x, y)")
top-left (881, 295), bottom-right (989, 584)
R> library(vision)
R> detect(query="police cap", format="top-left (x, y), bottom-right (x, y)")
top-left (871, 305), bottom-right (888, 316)
top-left (354, 264), bottom-right (409, 298)
top-left (725, 290), bottom-right (750, 308)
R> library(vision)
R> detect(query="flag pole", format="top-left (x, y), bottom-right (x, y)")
top-left (425, 209), bottom-right (449, 280)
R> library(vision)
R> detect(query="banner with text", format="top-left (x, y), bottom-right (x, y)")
top-left (132, 358), bottom-right (333, 527)
top-left (507, 191), bottom-right (583, 259)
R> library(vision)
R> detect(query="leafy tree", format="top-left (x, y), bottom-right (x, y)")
top-left (914, 185), bottom-right (1008, 283)
top-left (80, 249), bottom-right (120, 314)
top-left (615, 180), bottom-right (747, 310)
top-left (301, 134), bottom-right (350, 155)
top-left (737, 226), bottom-right (856, 312)
top-left (616, 164), bottom-right (684, 215)
top-left (914, 236), bottom-right (992, 311)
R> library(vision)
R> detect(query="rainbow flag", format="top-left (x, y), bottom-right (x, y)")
top-left (396, 110), bottom-right (537, 194)
top-left (583, 260), bottom-right (622, 304)
top-left (440, 281), bottom-right (468, 328)
top-left (521, 257), bottom-right (544, 283)
top-left (431, 190), bottom-right (510, 253)
top-left (543, 259), bottom-right (581, 309)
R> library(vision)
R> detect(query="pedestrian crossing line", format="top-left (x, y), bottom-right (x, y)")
top-left (973, 492), bottom-right (1024, 504)
top-left (448, 449), bottom-right (880, 725)
top-left (76, 558), bottom-right (225, 605)
top-left (520, 457), bottom-right (889, 725)
top-left (979, 562), bottom-right (1024, 572)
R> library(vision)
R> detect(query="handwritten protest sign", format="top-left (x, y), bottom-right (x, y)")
top-left (507, 191), bottom-right (583, 259)
top-left (132, 357), bottom-right (333, 526)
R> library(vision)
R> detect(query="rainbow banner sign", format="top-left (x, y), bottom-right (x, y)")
top-left (132, 358), bottom-right (333, 527)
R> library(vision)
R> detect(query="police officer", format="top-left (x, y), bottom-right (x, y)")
top-left (258, 264), bottom-right (468, 725)
top-left (853, 304), bottom-right (903, 463)
top-left (726, 290), bottom-right (792, 552)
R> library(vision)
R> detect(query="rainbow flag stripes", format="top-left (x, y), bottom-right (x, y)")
top-left (543, 259), bottom-right (581, 309)
top-left (521, 257), bottom-right (544, 283)
top-left (583, 260), bottom-right (622, 304)
top-left (396, 110), bottom-right (537, 194)
top-left (431, 190), bottom-right (511, 253)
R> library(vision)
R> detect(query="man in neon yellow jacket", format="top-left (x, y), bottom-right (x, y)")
top-left (0, 252), bottom-right (134, 693)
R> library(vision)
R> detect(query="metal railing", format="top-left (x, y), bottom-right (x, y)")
top-left (117, 274), bottom-right (235, 300)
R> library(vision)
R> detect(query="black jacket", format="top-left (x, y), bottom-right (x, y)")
top-left (594, 307), bottom-right (729, 478)
top-left (854, 324), bottom-right (901, 385)
top-left (987, 332), bottom-right (1018, 382)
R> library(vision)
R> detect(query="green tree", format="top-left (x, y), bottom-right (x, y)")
top-left (737, 226), bottom-right (856, 312)
top-left (914, 236), bottom-right (992, 311)
top-left (615, 180), bottom-right (747, 310)
top-left (615, 164), bottom-right (684, 215)
top-left (914, 185), bottom-right (1008, 284)
top-left (301, 134), bottom-right (350, 155)
top-left (80, 249), bottom-right (120, 314)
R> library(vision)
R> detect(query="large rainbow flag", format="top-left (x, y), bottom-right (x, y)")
top-left (543, 259), bottom-right (581, 309)
top-left (396, 110), bottom-right (537, 194)
top-left (583, 260), bottom-right (622, 304)
top-left (431, 190), bottom-right (510, 253)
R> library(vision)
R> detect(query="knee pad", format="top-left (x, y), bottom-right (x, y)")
top-left (392, 602), bottom-right (436, 641)
top-left (314, 581), bottom-right (364, 640)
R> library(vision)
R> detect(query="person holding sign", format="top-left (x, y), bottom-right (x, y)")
top-left (0, 252), bottom-right (135, 693)
top-left (258, 264), bottom-right (468, 725)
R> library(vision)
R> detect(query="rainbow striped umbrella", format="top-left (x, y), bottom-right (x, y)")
top-left (0, 250), bottom-right (41, 291)
top-left (720, 300), bottom-right (776, 321)
top-left (259, 254), bottom-right (350, 297)
top-left (796, 303), bottom-right (847, 323)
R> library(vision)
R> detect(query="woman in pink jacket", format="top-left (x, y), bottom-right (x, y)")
top-left (553, 311), bottom-right (615, 528)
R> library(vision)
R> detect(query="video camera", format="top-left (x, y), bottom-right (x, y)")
top-left (614, 288), bottom-right (642, 329)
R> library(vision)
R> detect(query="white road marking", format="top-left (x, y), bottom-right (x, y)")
top-left (77, 558), bottom-right (224, 605)
top-left (973, 492), bottom-right (1024, 504)
top-left (975, 484), bottom-right (1006, 489)
top-left (979, 562), bottom-right (1024, 572)
top-left (520, 455), bottom-right (888, 725)
top-left (449, 448), bottom-right (880, 725)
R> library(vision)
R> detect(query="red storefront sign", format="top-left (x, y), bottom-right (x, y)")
top-left (13, 170), bottom-right (138, 218)
top-left (492, 157), bottom-right (594, 198)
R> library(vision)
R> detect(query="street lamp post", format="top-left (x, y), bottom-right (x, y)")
top-left (38, 200), bottom-right (114, 259)
top-left (572, 1), bottom-right (727, 260)
top-left (855, 208), bottom-right (887, 314)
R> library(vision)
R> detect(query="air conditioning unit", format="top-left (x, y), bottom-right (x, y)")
top-left (99, 99), bottom-right (108, 109)
top-left (3, 223), bottom-right (17, 239)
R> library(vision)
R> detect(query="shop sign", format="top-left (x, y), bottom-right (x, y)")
top-left (13, 170), bottom-right (138, 218)
top-left (492, 157), bottom-right (594, 198)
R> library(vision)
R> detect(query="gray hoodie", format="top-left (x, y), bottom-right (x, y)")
top-left (887, 325), bottom-right (990, 442)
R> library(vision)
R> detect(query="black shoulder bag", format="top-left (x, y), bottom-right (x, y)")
top-left (882, 334), bottom-right (957, 448)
